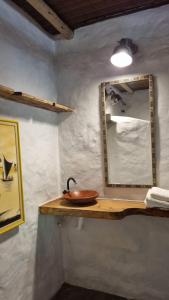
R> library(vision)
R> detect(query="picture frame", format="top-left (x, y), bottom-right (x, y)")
top-left (100, 74), bottom-right (156, 188)
top-left (0, 119), bottom-right (25, 234)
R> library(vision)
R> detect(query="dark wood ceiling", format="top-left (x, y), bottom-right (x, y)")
top-left (12, 0), bottom-right (169, 36)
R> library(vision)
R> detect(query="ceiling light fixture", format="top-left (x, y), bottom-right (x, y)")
top-left (110, 38), bottom-right (138, 68)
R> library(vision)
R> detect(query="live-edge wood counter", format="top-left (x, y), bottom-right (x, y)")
top-left (39, 198), bottom-right (169, 220)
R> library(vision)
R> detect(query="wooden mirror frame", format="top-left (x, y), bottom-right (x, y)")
top-left (100, 74), bottom-right (156, 188)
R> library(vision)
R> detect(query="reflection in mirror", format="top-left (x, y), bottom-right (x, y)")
top-left (101, 75), bottom-right (156, 187)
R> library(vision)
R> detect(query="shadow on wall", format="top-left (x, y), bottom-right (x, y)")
top-left (0, 227), bottom-right (19, 243)
top-left (0, 98), bottom-right (58, 126)
top-left (33, 214), bottom-right (64, 300)
top-left (0, 96), bottom-right (73, 127)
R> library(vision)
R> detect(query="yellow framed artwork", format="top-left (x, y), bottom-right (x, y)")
top-left (0, 119), bottom-right (25, 234)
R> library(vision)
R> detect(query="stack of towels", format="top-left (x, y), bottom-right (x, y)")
top-left (145, 187), bottom-right (169, 209)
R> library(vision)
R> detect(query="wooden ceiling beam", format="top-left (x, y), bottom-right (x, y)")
top-left (26, 0), bottom-right (73, 39)
top-left (120, 83), bottom-right (133, 94)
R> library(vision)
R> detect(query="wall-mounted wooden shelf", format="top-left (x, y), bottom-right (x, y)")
top-left (39, 198), bottom-right (169, 220)
top-left (0, 84), bottom-right (74, 113)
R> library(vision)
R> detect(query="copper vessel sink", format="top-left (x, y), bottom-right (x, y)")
top-left (63, 190), bottom-right (99, 204)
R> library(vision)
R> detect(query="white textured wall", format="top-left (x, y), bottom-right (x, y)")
top-left (0, 2), bottom-right (63, 300)
top-left (56, 5), bottom-right (169, 300)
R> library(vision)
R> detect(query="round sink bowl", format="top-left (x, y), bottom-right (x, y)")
top-left (63, 190), bottom-right (99, 204)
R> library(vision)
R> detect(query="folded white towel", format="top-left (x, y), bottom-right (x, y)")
top-left (149, 187), bottom-right (169, 202)
top-left (144, 188), bottom-right (169, 209)
top-left (145, 189), bottom-right (153, 201)
top-left (144, 198), bottom-right (169, 210)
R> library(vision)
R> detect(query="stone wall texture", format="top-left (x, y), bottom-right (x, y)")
top-left (1, 2), bottom-right (169, 300)
top-left (56, 4), bottom-right (169, 300)
top-left (0, 1), bottom-right (63, 300)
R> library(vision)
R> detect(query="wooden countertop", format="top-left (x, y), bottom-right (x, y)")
top-left (39, 198), bottom-right (169, 220)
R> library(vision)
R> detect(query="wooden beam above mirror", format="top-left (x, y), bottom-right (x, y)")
top-left (26, 0), bottom-right (74, 39)
top-left (120, 83), bottom-right (134, 94)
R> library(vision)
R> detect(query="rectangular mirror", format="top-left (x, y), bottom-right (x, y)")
top-left (100, 75), bottom-right (156, 188)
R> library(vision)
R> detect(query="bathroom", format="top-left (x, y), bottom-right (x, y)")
top-left (0, 1), bottom-right (169, 299)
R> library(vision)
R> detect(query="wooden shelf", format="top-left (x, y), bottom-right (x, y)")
top-left (39, 198), bottom-right (169, 220)
top-left (0, 84), bottom-right (74, 113)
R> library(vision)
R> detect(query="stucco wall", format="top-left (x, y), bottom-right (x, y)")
top-left (56, 5), bottom-right (169, 300)
top-left (1, 2), bottom-right (169, 300)
top-left (0, 2), bottom-right (63, 300)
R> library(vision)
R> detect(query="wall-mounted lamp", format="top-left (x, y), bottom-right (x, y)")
top-left (110, 38), bottom-right (137, 68)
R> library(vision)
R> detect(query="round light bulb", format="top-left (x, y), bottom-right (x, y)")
top-left (110, 50), bottom-right (133, 68)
